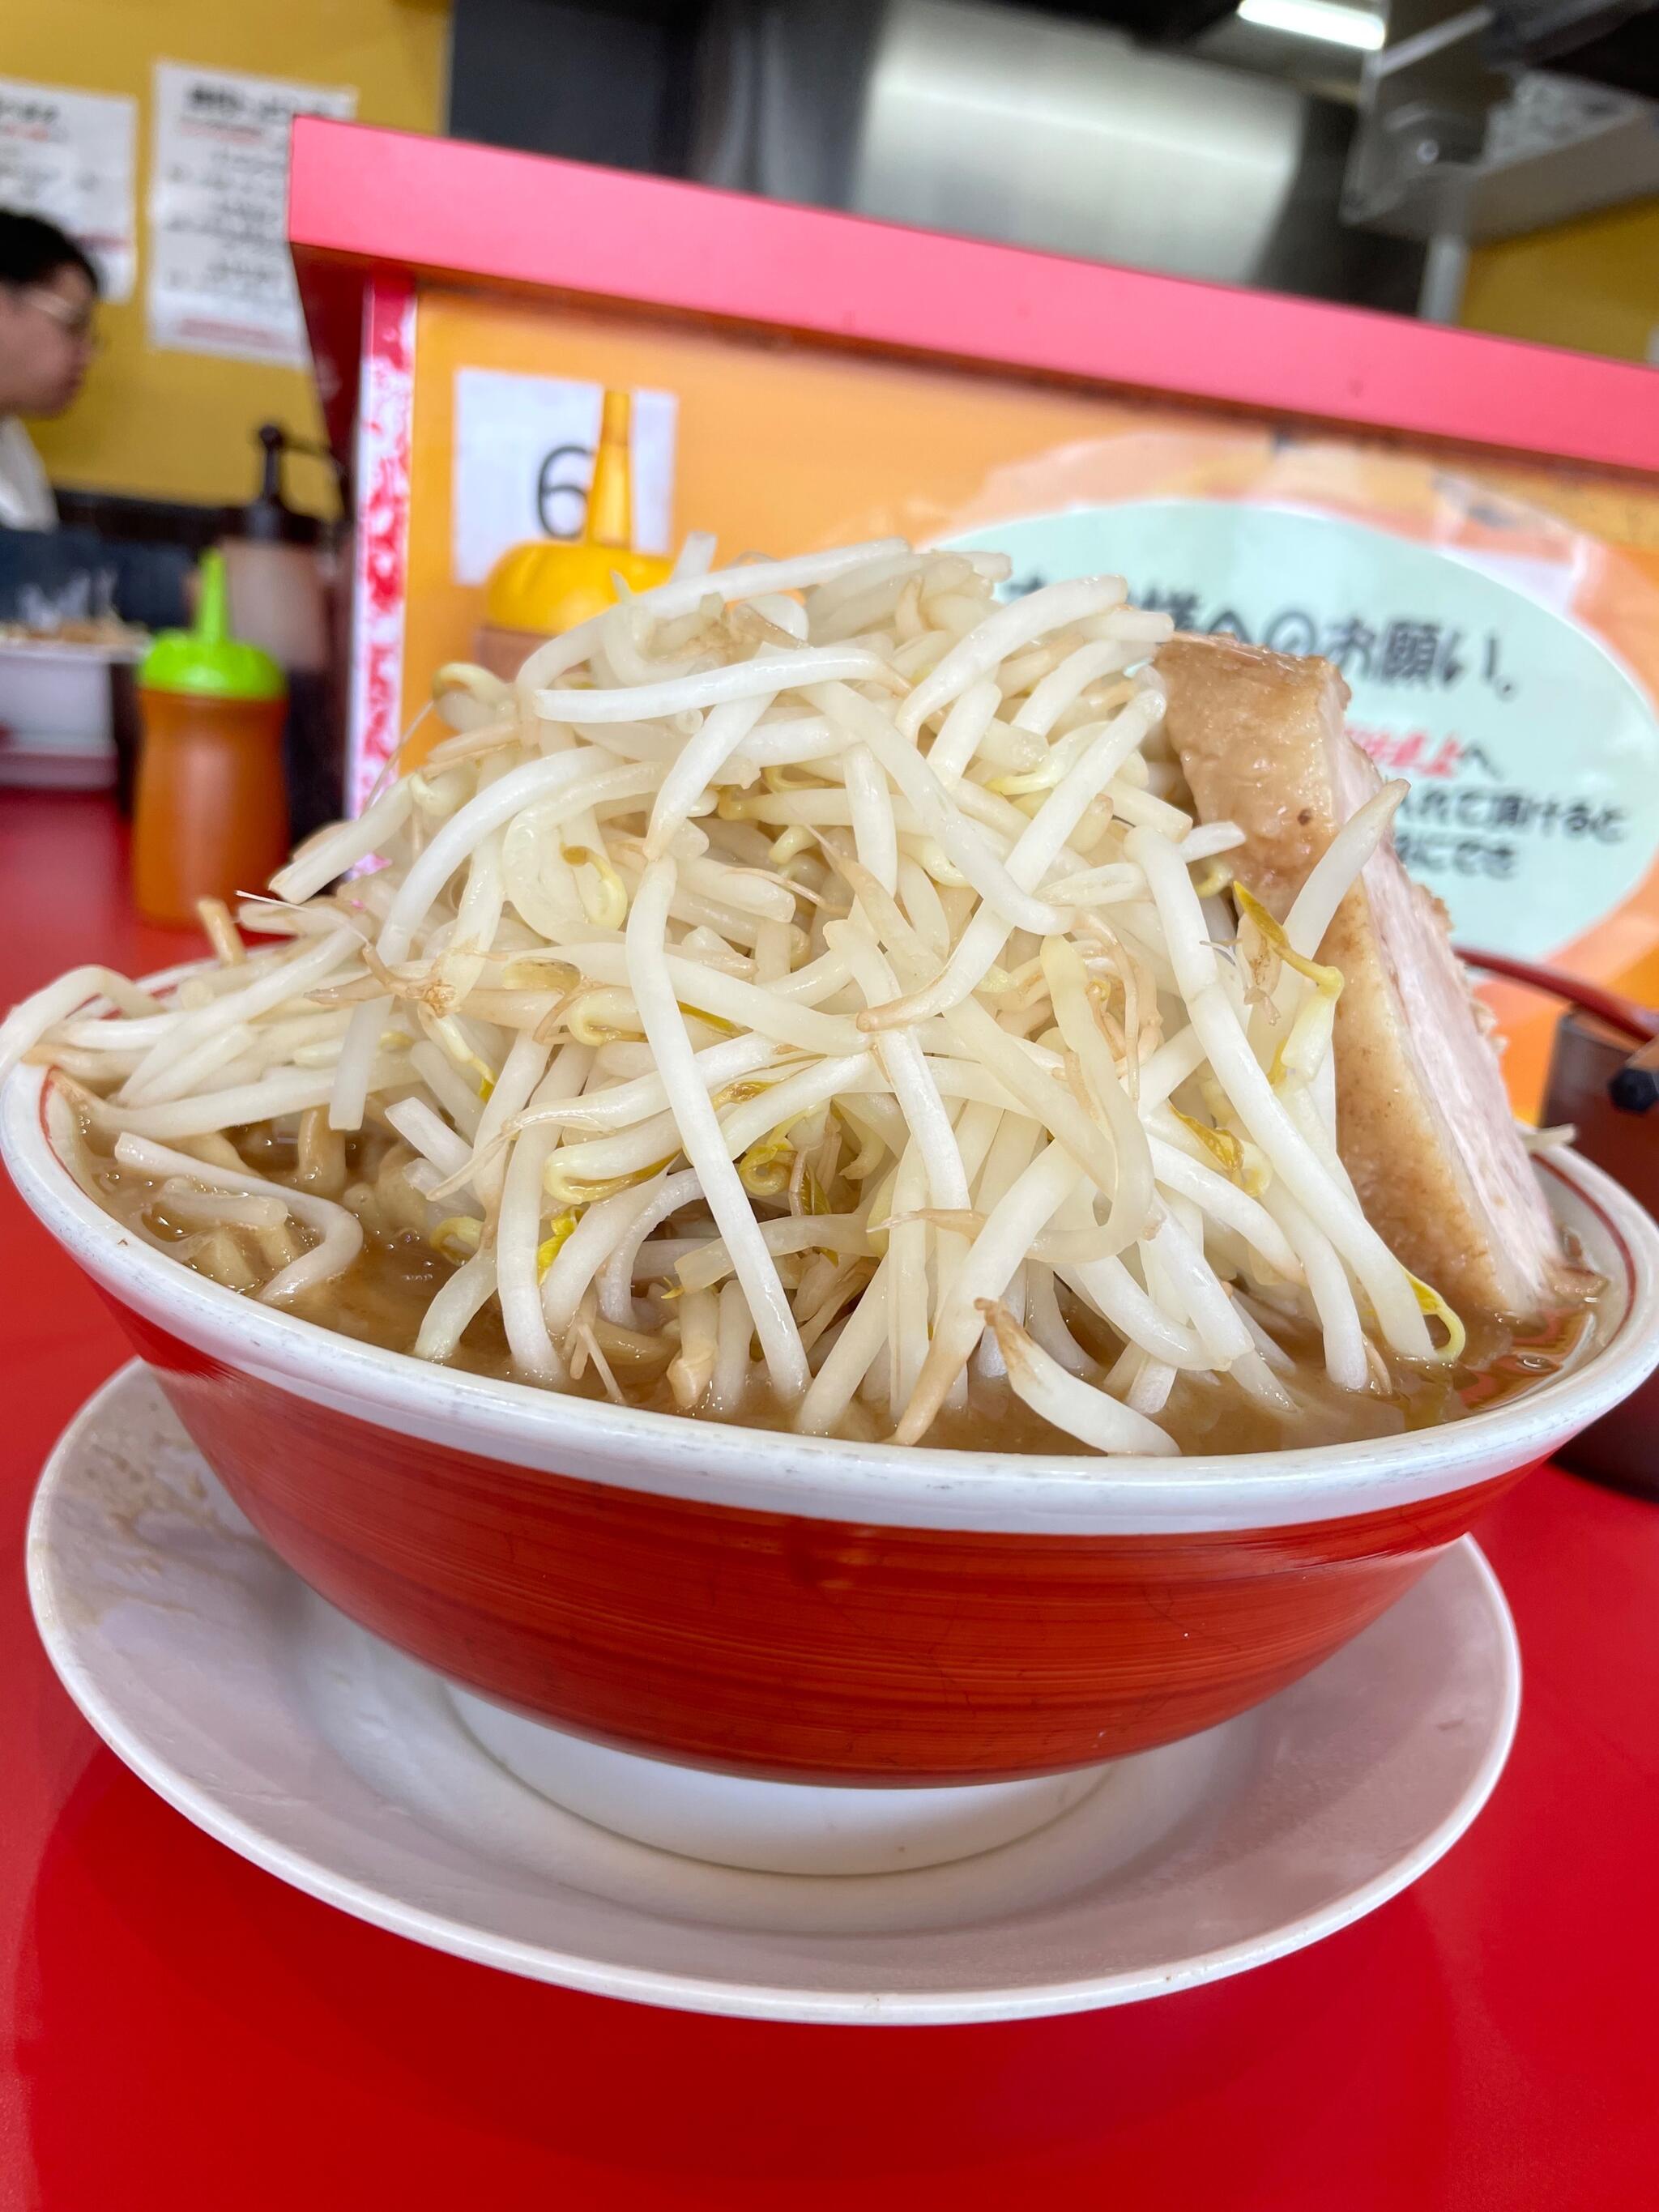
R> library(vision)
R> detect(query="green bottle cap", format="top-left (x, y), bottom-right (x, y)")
top-left (138, 549), bottom-right (286, 702)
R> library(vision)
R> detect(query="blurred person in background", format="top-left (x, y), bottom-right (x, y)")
top-left (0, 211), bottom-right (99, 531)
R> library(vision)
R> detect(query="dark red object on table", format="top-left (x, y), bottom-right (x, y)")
top-left (3, 792), bottom-right (1658, 2210)
top-left (1459, 948), bottom-right (1659, 1500)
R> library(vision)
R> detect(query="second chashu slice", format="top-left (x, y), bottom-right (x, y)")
top-left (1156, 632), bottom-right (1575, 1320)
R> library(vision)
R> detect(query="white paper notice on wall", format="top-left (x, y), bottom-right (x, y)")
top-left (0, 79), bottom-right (138, 302)
top-left (452, 369), bottom-right (678, 586)
top-left (147, 62), bottom-right (356, 367)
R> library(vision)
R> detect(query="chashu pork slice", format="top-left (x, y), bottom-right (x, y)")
top-left (1157, 633), bottom-right (1574, 1319)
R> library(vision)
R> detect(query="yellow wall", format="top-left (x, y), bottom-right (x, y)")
top-left (1462, 196), bottom-right (1659, 365)
top-left (4, 0), bottom-right (450, 513)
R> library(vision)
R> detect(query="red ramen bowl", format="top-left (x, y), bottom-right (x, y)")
top-left (7, 1046), bottom-right (1658, 1873)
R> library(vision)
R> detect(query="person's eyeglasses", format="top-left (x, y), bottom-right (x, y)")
top-left (19, 286), bottom-right (100, 348)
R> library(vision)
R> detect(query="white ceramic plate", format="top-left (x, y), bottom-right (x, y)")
top-left (28, 1364), bottom-right (1521, 2026)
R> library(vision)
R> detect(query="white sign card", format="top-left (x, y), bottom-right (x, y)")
top-left (147, 62), bottom-right (356, 367)
top-left (0, 78), bottom-right (137, 302)
top-left (451, 369), bottom-right (678, 585)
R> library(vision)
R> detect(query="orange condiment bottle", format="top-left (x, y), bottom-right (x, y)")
top-left (132, 550), bottom-right (290, 927)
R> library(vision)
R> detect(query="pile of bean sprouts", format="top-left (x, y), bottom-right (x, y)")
top-left (0, 535), bottom-right (1460, 1455)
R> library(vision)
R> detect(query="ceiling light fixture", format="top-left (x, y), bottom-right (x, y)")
top-left (1236, 0), bottom-right (1387, 49)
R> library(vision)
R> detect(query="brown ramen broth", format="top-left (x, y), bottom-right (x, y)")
top-left (70, 1104), bottom-right (1601, 1457)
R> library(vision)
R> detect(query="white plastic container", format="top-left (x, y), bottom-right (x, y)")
top-left (0, 637), bottom-right (143, 790)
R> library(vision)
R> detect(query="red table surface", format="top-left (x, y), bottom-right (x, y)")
top-left (2, 790), bottom-right (1657, 2212)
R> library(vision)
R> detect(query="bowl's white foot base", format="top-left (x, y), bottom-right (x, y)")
top-left (448, 1690), bottom-right (1110, 1875)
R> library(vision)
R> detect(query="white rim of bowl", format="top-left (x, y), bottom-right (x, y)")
top-left (6, 1042), bottom-right (1658, 1536)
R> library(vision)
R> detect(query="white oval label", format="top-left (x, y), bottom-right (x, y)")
top-left (942, 501), bottom-right (1659, 961)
